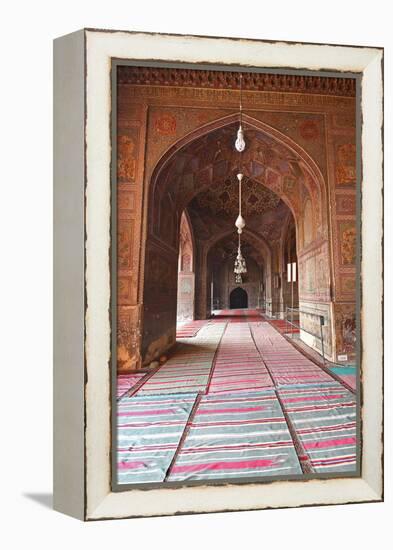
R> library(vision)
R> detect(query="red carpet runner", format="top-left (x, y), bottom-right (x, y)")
top-left (176, 320), bottom-right (209, 338)
top-left (208, 323), bottom-right (274, 394)
top-left (251, 323), bottom-right (333, 386)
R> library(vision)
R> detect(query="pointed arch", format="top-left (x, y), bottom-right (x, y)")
top-left (142, 112), bottom-right (331, 362)
top-left (148, 113), bottom-right (327, 241)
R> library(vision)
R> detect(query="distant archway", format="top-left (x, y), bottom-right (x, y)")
top-left (205, 229), bottom-right (269, 314)
top-left (230, 287), bottom-right (248, 309)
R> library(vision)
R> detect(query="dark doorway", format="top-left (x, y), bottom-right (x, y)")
top-left (229, 287), bottom-right (248, 309)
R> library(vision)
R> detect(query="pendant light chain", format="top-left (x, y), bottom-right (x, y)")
top-left (239, 73), bottom-right (243, 126)
top-left (239, 170), bottom-right (242, 216)
top-left (233, 72), bottom-right (247, 283)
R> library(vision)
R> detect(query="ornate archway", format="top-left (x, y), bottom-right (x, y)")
top-left (116, 67), bottom-right (357, 371)
top-left (148, 113), bottom-right (327, 238)
top-left (205, 228), bottom-right (272, 316)
top-left (141, 114), bottom-right (332, 364)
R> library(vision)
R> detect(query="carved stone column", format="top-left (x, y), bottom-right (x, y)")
top-left (116, 101), bottom-right (148, 372)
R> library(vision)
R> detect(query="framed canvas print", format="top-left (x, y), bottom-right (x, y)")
top-left (53, 29), bottom-right (383, 520)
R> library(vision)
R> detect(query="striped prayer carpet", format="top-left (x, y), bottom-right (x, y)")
top-left (327, 365), bottom-right (357, 391)
top-left (268, 319), bottom-right (300, 334)
top-left (117, 392), bottom-right (198, 484)
top-left (167, 391), bottom-right (302, 481)
top-left (208, 323), bottom-right (274, 394)
top-left (136, 323), bottom-right (226, 395)
top-left (117, 372), bottom-right (146, 399)
top-left (116, 313), bottom-right (358, 483)
top-left (251, 323), bottom-right (334, 386)
top-left (176, 320), bottom-right (209, 338)
top-left (211, 309), bottom-right (264, 323)
top-left (277, 382), bottom-right (357, 473)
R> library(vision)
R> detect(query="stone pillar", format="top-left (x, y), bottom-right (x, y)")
top-left (195, 244), bottom-right (208, 320)
top-left (116, 102), bottom-right (148, 372)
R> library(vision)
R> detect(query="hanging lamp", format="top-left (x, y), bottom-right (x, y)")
top-left (235, 74), bottom-right (246, 152)
top-left (235, 172), bottom-right (246, 234)
top-left (234, 233), bottom-right (247, 276)
top-left (233, 73), bottom-right (247, 283)
top-left (233, 173), bottom-right (247, 282)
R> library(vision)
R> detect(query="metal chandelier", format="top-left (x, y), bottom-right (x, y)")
top-left (233, 74), bottom-right (247, 283)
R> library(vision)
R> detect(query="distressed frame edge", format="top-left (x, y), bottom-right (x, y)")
top-left (81, 30), bottom-right (383, 521)
top-left (53, 29), bottom-right (86, 521)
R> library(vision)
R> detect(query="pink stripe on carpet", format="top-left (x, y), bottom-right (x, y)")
top-left (171, 458), bottom-right (278, 474)
top-left (118, 461), bottom-right (148, 470)
top-left (197, 406), bottom-right (267, 414)
top-left (118, 408), bottom-right (176, 416)
top-left (304, 437), bottom-right (356, 450)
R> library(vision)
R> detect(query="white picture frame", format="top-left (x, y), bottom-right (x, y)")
top-left (53, 28), bottom-right (383, 520)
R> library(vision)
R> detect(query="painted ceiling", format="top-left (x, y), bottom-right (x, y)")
top-left (209, 236), bottom-right (265, 267)
top-left (191, 176), bottom-right (281, 219)
top-left (156, 122), bottom-right (298, 247)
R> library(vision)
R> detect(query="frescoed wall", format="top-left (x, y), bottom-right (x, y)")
top-left (116, 104), bottom-right (148, 371)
